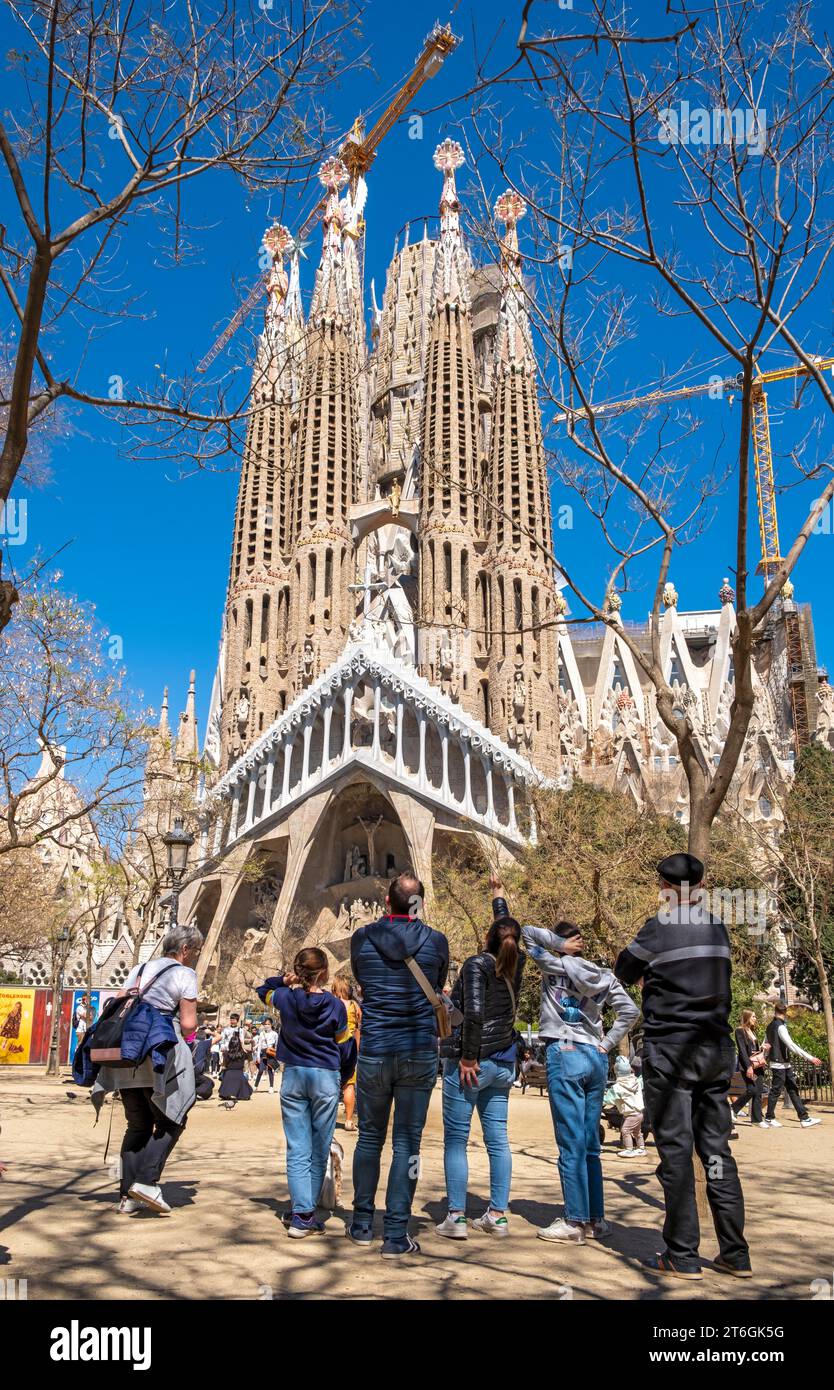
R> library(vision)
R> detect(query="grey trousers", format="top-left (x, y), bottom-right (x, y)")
top-left (620, 1112), bottom-right (644, 1148)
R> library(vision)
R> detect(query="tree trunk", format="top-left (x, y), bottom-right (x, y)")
top-left (45, 949), bottom-right (61, 1079)
top-left (813, 947), bottom-right (834, 1073)
top-left (0, 246), bottom-right (52, 636)
top-left (0, 249), bottom-right (51, 504)
top-left (687, 806), bottom-right (712, 865)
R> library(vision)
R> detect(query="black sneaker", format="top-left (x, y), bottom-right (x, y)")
top-left (713, 1257), bottom-right (753, 1279)
top-left (345, 1222), bottom-right (374, 1248)
top-left (643, 1251), bottom-right (702, 1279)
top-left (381, 1234), bottom-right (421, 1259)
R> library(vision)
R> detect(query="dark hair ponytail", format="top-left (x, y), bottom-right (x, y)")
top-left (486, 916), bottom-right (521, 983)
top-left (293, 946), bottom-right (328, 992)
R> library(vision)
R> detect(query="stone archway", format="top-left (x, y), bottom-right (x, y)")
top-left (289, 779), bottom-right (413, 977)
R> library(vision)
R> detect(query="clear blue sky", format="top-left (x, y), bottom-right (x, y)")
top-left (4, 0), bottom-right (833, 738)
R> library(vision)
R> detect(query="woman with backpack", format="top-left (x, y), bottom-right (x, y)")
top-left (256, 948), bottom-right (353, 1238)
top-left (97, 923), bottom-right (203, 1216)
top-left (435, 894), bottom-right (525, 1241)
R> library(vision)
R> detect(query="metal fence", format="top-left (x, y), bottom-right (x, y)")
top-left (790, 1059), bottom-right (833, 1106)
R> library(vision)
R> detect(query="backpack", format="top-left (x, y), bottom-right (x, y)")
top-left (88, 962), bottom-right (177, 1066)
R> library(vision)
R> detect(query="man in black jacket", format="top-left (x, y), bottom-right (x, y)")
top-left (615, 852), bottom-right (751, 1280)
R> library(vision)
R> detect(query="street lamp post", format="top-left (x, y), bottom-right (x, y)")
top-left (780, 924), bottom-right (796, 1004)
top-left (160, 817), bottom-right (195, 928)
top-left (46, 927), bottom-right (70, 1078)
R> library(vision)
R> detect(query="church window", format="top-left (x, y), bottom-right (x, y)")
top-left (498, 577), bottom-right (506, 657)
top-left (308, 554), bottom-right (317, 611)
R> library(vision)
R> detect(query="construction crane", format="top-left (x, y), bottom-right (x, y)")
top-left (196, 23), bottom-right (460, 374)
top-left (556, 356), bottom-right (834, 586)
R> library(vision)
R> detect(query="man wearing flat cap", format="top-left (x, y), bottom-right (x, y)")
top-left (615, 852), bottom-right (750, 1280)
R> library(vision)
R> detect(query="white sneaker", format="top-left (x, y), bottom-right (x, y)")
top-left (584, 1218), bottom-right (612, 1240)
top-left (118, 1196), bottom-right (140, 1215)
top-left (128, 1182), bottom-right (171, 1215)
top-left (631, 1146), bottom-right (647, 1155)
top-left (616, 1148), bottom-right (638, 1158)
top-left (435, 1212), bottom-right (468, 1240)
top-left (736, 1107), bottom-right (749, 1119)
top-left (800, 1117), bottom-right (821, 1128)
top-left (470, 1210), bottom-right (509, 1238)
top-left (537, 1217), bottom-right (586, 1244)
top-left (756, 1121), bottom-right (771, 1128)
top-left (766, 1118), bottom-right (783, 1128)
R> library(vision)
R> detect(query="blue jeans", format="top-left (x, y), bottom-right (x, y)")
top-left (352, 1051), bottom-right (437, 1240)
top-left (442, 1057), bottom-right (514, 1212)
top-left (279, 1065), bottom-right (340, 1214)
top-left (545, 1040), bottom-right (607, 1224)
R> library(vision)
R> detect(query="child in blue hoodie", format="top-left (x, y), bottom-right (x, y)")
top-left (257, 948), bottom-right (352, 1238)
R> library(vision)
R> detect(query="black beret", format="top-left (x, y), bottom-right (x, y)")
top-left (657, 852), bottom-right (704, 886)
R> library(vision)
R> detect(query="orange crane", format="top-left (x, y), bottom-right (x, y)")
top-left (556, 356), bottom-right (834, 585)
top-left (196, 23), bottom-right (460, 374)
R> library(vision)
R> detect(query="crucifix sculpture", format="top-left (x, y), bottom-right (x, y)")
top-left (357, 813), bottom-right (384, 878)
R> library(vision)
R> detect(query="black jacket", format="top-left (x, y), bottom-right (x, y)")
top-left (615, 904), bottom-right (732, 1044)
top-left (451, 948), bottom-right (525, 1061)
top-left (735, 1028), bottom-right (764, 1074)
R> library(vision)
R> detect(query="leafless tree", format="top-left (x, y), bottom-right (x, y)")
top-left (0, 0), bottom-right (363, 628)
top-left (0, 579), bottom-right (149, 855)
top-left (430, 0), bottom-right (834, 861)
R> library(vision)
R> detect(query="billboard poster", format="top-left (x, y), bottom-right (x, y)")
top-left (69, 989), bottom-right (100, 1061)
top-left (0, 987), bottom-right (36, 1064)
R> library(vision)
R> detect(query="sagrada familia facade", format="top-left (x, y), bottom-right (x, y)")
top-left (139, 138), bottom-right (833, 994)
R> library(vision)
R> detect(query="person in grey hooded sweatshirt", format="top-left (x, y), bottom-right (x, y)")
top-left (490, 876), bottom-right (638, 1245)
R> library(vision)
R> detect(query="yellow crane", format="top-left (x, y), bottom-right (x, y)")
top-left (556, 356), bottom-right (834, 585)
top-left (196, 24), bottom-right (460, 373)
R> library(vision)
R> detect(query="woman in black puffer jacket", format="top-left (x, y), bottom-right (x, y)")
top-left (435, 892), bottom-right (525, 1242)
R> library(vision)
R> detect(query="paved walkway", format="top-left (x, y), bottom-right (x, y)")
top-left (1, 1070), bottom-right (830, 1300)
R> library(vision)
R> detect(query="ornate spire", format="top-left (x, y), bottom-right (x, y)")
top-left (256, 222), bottom-right (304, 410)
top-left (159, 687), bottom-right (170, 740)
top-left (144, 687), bottom-right (173, 783)
top-left (430, 139), bottom-right (470, 311)
top-left (310, 156), bottom-right (351, 325)
top-left (175, 671), bottom-right (199, 766)
top-left (262, 223), bottom-right (297, 336)
top-left (494, 190), bottom-right (535, 372)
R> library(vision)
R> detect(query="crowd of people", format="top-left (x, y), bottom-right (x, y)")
top-left (73, 856), bottom-right (825, 1275)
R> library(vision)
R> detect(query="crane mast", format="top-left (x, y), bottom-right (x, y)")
top-left (556, 357), bottom-right (834, 585)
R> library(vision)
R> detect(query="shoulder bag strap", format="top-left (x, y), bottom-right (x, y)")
top-left (404, 954), bottom-right (442, 1008)
top-left (138, 960), bottom-right (179, 997)
top-left (503, 974), bottom-right (517, 1018)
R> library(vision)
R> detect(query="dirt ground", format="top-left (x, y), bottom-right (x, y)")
top-left (1, 1067), bottom-right (831, 1301)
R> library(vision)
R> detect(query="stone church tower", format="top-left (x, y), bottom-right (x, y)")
top-left (485, 191), bottom-right (559, 775)
top-left (176, 141), bottom-right (557, 991)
